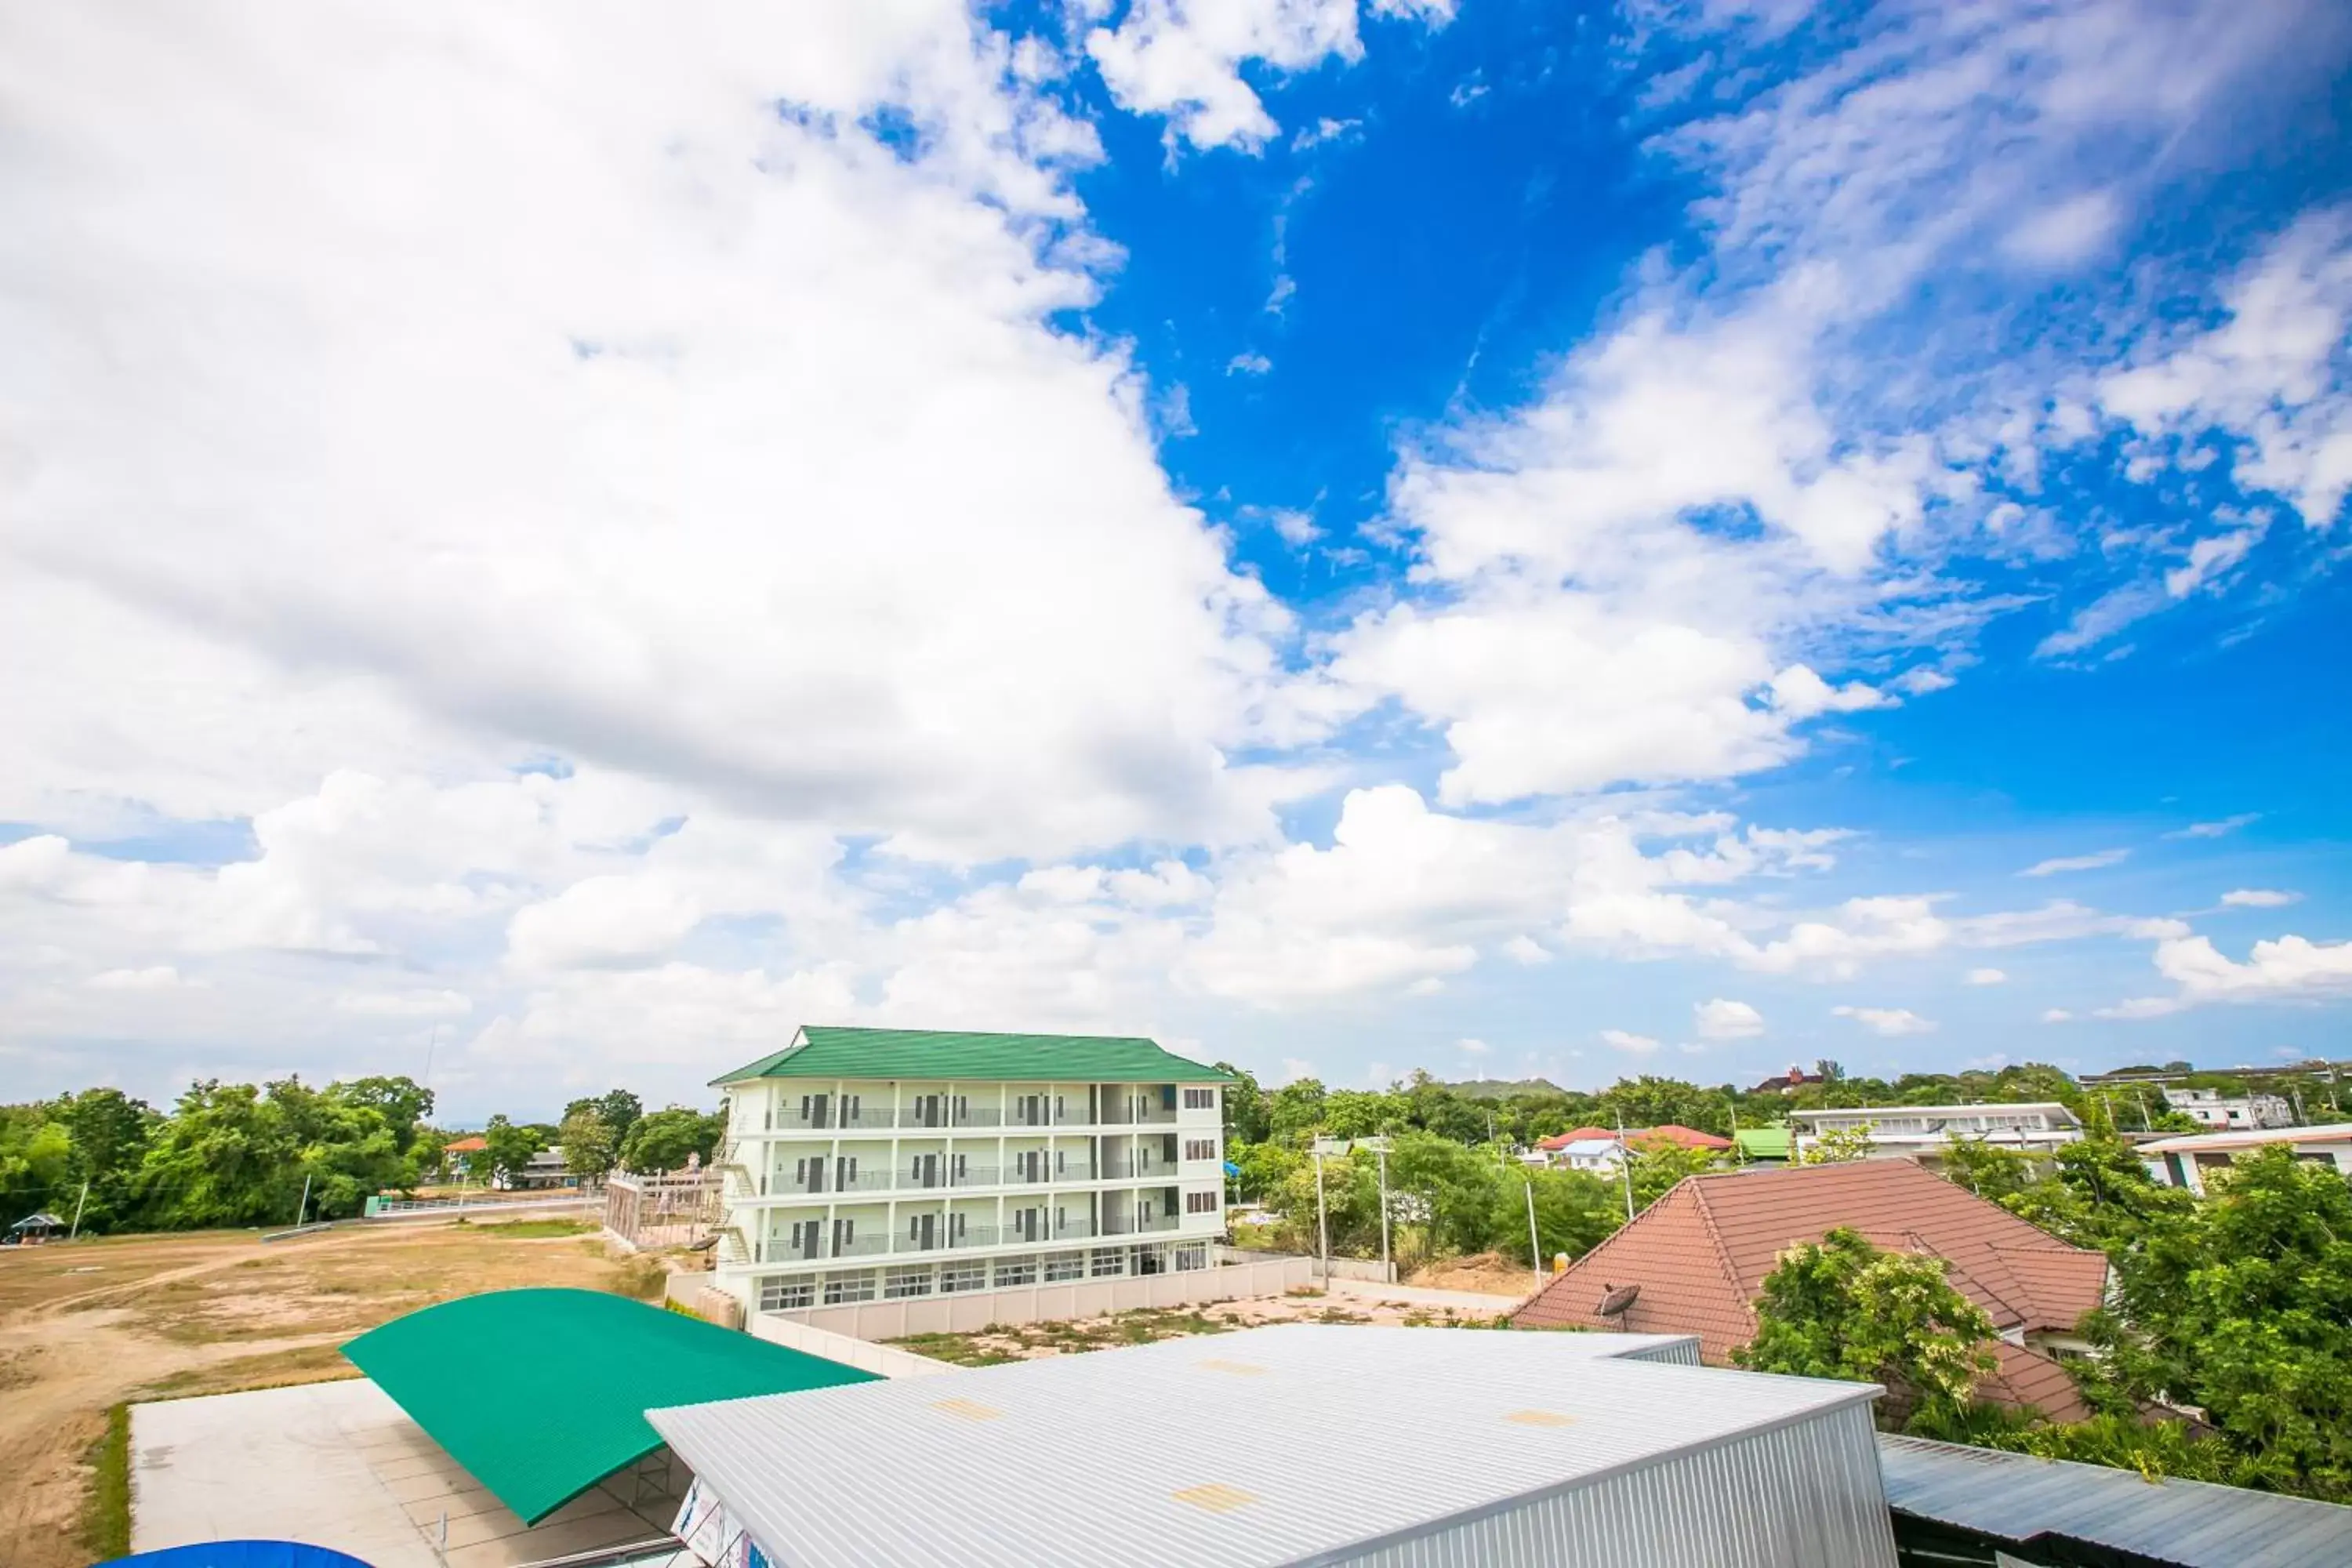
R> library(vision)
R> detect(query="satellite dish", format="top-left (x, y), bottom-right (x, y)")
top-left (1597, 1283), bottom-right (1640, 1317)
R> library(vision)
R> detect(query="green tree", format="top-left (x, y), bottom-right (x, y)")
top-left (1214, 1063), bottom-right (1271, 1145)
top-left (617, 1106), bottom-right (724, 1172)
top-left (557, 1109), bottom-right (619, 1178)
top-left (2082, 1146), bottom-right (2352, 1500)
top-left (335, 1076), bottom-right (435, 1153)
top-left (1266, 1078), bottom-right (1328, 1145)
top-left (1736, 1228), bottom-right (1998, 1432)
top-left (1936, 1137), bottom-right (2034, 1201)
top-left (480, 1113), bottom-right (550, 1186)
top-left (593, 1090), bottom-right (642, 1143)
top-left (1600, 1076), bottom-right (1731, 1137)
top-left (1628, 1140), bottom-right (1725, 1208)
top-left (1797, 1123), bottom-right (1876, 1164)
top-left (1512, 1167), bottom-right (1625, 1263)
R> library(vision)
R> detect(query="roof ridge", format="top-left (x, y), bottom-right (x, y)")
top-left (1684, 1178), bottom-right (1757, 1341)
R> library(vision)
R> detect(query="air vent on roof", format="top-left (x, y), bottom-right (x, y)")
top-left (1597, 1283), bottom-right (1640, 1317)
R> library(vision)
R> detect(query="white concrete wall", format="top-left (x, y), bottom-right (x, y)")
top-left (762, 1254), bottom-right (1311, 1340)
top-left (1213, 1243), bottom-right (1396, 1284)
top-left (749, 1312), bottom-right (958, 1378)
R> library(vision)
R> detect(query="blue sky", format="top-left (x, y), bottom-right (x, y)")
top-left (2, 1), bottom-right (2348, 1117)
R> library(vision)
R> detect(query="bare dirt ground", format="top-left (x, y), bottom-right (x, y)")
top-left (888, 1286), bottom-right (1502, 1367)
top-left (1405, 1250), bottom-right (1544, 1297)
top-left (0, 1220), bottom-right (681, 1568)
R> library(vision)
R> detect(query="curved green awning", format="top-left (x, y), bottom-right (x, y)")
top-left (342, 1287), bottom-right (877, 1525)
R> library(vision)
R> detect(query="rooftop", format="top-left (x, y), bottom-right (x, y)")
top-left (648, 1324), bottom-right (1882, 1568)
top-left (341, 1287), bottom-right (878, 1524)
top-left (2141, 1124), bottom-right (2351, 1153)
top-left (1512, 1160), bottom-right (2107, 1421)
top-left (710, 1025), bottom-right (1233, 1087)
top-left (1879, 1433), bottom-right (2352, 1566)
top-left (1788, 1102), bottom-right (2078, 1122)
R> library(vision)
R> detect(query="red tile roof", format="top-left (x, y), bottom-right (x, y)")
top-left (1537, 1127), bottom-right (1617, 1151)
top-left (443, 1135), bottom-right (488, 1153)
top-left (1511, 1160), bottom-right (2107, 1419)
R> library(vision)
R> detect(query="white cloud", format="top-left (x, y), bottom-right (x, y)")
top-left (335, 989), bottom-right (474, 1018)
top-left (1599, 1029), bottom-right (1661, 1054)
top-left (1086, 2), bottom-right (1443, 152)
top-left (0, 4), bottom-right (1300, 866)
top-left (1268, 508), bottom-right (1321, 546)
top-left (2020, 849), bottom-right (2129, 877)
top-left (1290, 115), bottom-right (1363, 150)
top-left (2154, 931), bottom-right (2352, 1003)
top-left (87, 966), bottom-right (187, 992)
top-left (1456, 1036), bottom-right (1490, 1056)
top-left (2169, 815), bottom-right (2261, 840)
top-left (1831, 1004), bottom-right (1936, 1037)
top-left (1964, 967), bottom-right (2008, 985)
top-left (1227, 350), bottom-right (1274, 376)
top-left (2221, 888), bottom-right (2299, 908)
top-left (2041, 1008), bottom-right (2074, 1022)
top-left (1502, 935), bottom-right (1552, 966)
top-left (1278, 1057), bottom-right (1316, 1084)
top-left (1693, 997), bottom-right (1764, 1039)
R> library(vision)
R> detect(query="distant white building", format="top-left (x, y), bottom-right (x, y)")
top-left (1786, 1102), bottom-right (2082, 1161)
top-left (2141, 1125), bottom-right (2352, 1195)
top-left (709, 1025), bottom-right (1230, 1319)
top-left (2162, 1087), bottom-right (2296, 1131)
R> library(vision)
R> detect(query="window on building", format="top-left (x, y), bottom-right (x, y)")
top-left (940, 1263), bottom-right (987, 1294)
top-left (993, 1256), bottom-right (1037, 1287)
top-left (1161, 1084), bottom-right (1178, 1110)
top-left (1185, 1190), bottom-right (1218, 1214)
top-left (822, 1270), bottom-right (875, 1305)
top-left (1043, 1250), bottom-right (1084, 1283)
top-left (884, 1267), bottom-right (935, 1299)
top-left (759, 1276), bottom-right (815, 1312)
top-left (1185, 1138), bottom-right (1217, 1162)
top-left (1184, 1088), bottom-right (1214, 1110)
top-left (1173, 1243), bottom-right (1208, 1272)
top-left (1090, 1247), bottom-right (1126, 1278)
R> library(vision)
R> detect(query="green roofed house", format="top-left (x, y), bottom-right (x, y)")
top-left (708, 1025), bottom-right (1234, 1319)
top-left (342, 1288), bottom-right (876, 1534)
top-left (1733, 1127), bottom-right (1791, 1164)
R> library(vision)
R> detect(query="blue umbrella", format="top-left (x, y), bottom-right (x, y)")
top-left (1221, 1160), bottom-right (1240, 1177)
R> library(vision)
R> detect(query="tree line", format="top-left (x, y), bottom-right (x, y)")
top-left (0, 1076), bottom-right (725, 1233)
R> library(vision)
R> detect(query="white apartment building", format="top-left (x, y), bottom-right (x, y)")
top-left (2162, 1086), bottom-right (2296, 1131)
top-left (1787, 1102), bottom-right (2083, 1160)
top-left (708, 1026), bottom-right (1229, 1317)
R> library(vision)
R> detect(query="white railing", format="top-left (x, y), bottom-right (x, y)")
top-left (733, 1163), bottom-right (1116, 1200)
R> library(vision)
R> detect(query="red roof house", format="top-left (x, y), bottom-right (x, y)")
top-left (1626, 1123), bottom-right (1734, 1152)
top-left (1536, 1126), bottom-right (1618, 1152)
top-left (1512, 1160), bottom-right (2108, 1421)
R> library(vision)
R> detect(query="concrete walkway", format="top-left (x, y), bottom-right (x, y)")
top-left (1327, 1277), bottom-right (1530, 1313)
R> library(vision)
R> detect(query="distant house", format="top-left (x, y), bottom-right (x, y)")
top-left (495, 1146), bottom-right (582, 1192)
top-left (1733, 1127), bottom-right (1791, 1164)
top-left (1512, 1160), bottom-right (2108, 1421)
top-left (1787, 1102), bottom-right (2082, 1162)
top-left (2141, 1124), bottom-right (2352, 1194)
top-left (1748, 1065), bottom-right (1825, 1095)
top-left (1531, 1123), bottom-right (1733, 1174)
top-left (2161, 1086), bottom-right (2295, 1131)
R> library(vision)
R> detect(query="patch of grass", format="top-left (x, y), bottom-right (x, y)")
top-left (608, 1254), bottom-right (667, 1300)
top-left (467, 1218), bottom-right (597, 1239)
top-left (887, 1332), bottom-right (1023, 1367)
top-left (82, 1403), bottom-right (130, 1562)
top-left (136, 1342), bottom-right (361, 1401)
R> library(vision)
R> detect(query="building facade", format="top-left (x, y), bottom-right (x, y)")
top-left (708, 1027), bottom-right (1230, 1317)
top-left (2140, 1125), bottom-right (2352, 1194)
top-left (2161, 1086), bottom-right (2296, 1130)
top-left (1786, 1102), bottom-right (2082, 1160)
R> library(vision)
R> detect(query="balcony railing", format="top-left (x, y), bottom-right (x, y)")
top-left (739, 1161), bottom-right (1118, 1200)
top-left (741, 1101), bottom-right (1187, 1136)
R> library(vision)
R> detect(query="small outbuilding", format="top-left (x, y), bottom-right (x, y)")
top-left (5, 1210), bottom-right (67, 1245)
top-left (649, 1323), bottom-right (1898, 1566)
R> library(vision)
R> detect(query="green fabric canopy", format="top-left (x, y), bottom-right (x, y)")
top-left (342, 1287), bottom-right (876, 1524)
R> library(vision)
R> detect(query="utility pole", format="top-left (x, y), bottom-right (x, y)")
top-left (68, 1178), bottom-right (89, 1241)
top-left (1312, 1142), bottom-right (1330, 1283)
top-left (2294, 1087), bottom-right (2308, 1126)
top-left (1614, 1115), bottom-right (1635, 1223)
top-left (1524, 1176), bottom-right (1542, 1293)
top-left (293, 1172), bottom-right (312, 1229)
top-left (1370, 1138), bottom-right (1392, 1285)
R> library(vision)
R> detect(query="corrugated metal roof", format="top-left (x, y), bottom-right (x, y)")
top-left (340, 1287), bottom-right (877, 1525)
top-left (1878, 1433), bottom-right (2352, 1566)
top-left (648, 1324), bottom-right (1881, 1568)
top-left (710, 1026), bottom-right (1233, 1086)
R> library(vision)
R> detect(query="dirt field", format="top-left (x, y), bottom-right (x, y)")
top-left (887, 1287), bottom-right (1502, 1367)
top-left (0, 1220), bottom-right (681, 1568)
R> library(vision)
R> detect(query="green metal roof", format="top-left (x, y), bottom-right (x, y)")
top-left (710, 1026), bottom-right (1235, 1087)
top-left (1734, 1127), bottom-right (1792, 1159)
top-left (341, 1288), bottom-right (877, 1525)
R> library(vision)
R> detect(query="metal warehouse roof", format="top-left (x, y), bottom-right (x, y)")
top-left (1878, 1434), bottom-right (2352, 1566)
top-left (340, 1287), bottom-right (877, 1525)
top-left (648, 1324), bottom-right (1881, 1568)
top-left (710, 1025), bottom-right (1234, 1085)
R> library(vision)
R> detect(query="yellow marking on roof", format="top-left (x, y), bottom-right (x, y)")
top-left (1196, 1359), bottom-right (1268, 1375)
top-left (1504, 1409), bottom-right (1577, 1427)
top-left (929, 1399), bottom-right (1003, 1421)
top-left (1171, 1483), bottom-right (1258, 1514)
